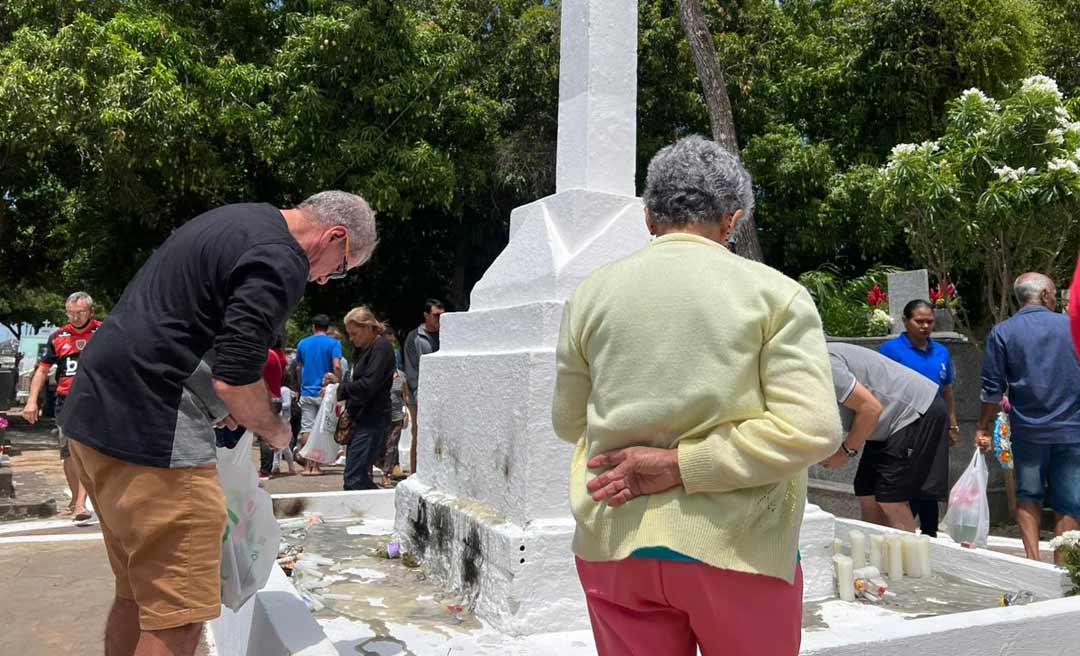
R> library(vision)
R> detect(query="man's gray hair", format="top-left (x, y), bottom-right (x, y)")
top-left (1014, 272), bottom-right (1054, 305)
top-left (66, 291), bottom-right (94, 308)
top-left (643, 135), bottom-right (754, 226)
top-left (298, 190), bottom-right (378, 263)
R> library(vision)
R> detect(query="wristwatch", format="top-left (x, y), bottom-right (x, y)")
top-left (840, 442), bottom-right (859, 458)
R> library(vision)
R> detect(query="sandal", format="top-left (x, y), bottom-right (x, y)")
top-left (73, 509), bottom-right (92, 522)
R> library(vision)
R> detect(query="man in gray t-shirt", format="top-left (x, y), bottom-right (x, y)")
top-left (821, 343), bottom-right (949, 532)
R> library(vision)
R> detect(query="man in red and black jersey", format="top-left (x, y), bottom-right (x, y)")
top-left (22, 291), bottom-right (101, 521)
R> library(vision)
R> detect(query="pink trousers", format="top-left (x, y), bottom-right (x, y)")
top-left (575, 557), bottom-right (803, 656)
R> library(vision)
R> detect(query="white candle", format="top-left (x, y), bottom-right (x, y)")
top-left (918, 535), bottom-right (932, 578)
top-left (853, 566), bottom-right (880, 580)
top-left (887, 535), bottom-right (904, 579)
top-left (834, 554), bottom-right (855, 602)
top-left (902, 535), bottom-right (921, 577)
top-left (849, 530), bottom-right (867, 569)
top-left (833, 537), bottom-right (844, 556)
top-left (869, 535), bottom-right (885, 571)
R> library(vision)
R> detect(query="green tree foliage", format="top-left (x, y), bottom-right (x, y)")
top-left (727, 0), bottom-right (1044, 272)
top-left (0, 0), bottom-right (1074, 338)
top-left (0, 0), bottom-right (561, 335)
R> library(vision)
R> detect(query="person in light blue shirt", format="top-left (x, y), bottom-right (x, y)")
top-left (295, 313), bottom-right (342, 475)
top-left (879, 299), bottom-right (958, 536)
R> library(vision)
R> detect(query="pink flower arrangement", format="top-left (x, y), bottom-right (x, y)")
top-left (0, 416), bottom-right (8, 430)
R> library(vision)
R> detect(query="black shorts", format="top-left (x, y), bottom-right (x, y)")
top-left (853, 396), bottom-right (949, 503)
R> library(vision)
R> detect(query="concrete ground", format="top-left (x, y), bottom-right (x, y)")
top-left (0, 537), bottom-right (114, 655)
top-left (0, 409), bottom-right (381, 654)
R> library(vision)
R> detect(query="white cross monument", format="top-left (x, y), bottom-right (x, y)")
top-left (394, 0), bottom-right (836, 635)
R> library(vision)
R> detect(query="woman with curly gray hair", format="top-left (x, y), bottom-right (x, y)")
top-left (552, 135), bottom-right (841, 656)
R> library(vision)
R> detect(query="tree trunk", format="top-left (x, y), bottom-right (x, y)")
top-left (448, 222), bottom-right (471, 312)
top-left (677, 0), bottom-right (763, 262)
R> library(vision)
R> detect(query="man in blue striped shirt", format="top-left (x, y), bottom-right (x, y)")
top-left (977, 273), bottom-right (1080, 562)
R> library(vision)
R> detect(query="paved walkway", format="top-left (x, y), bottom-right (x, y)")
top-left (0, 536), bottom-right (113, 655)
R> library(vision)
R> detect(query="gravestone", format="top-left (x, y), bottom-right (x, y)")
top-left (887, 269), bottom-right (930, 334)
top-left (394, 0), bottom-right (837, 636)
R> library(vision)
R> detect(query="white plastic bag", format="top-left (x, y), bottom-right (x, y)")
top-left (299, 383), bottom-right (339, 465)
top-left (216, 429), bottom-right (281, 610)
top-left (943, 450), bottom-right (991, 547)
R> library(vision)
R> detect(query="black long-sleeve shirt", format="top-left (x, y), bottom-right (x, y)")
top-left (61, 203), bottom-right (309, 467)
top-left (338, 335), bottom-right (395, 424)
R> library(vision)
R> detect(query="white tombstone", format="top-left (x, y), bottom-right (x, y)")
top-left (395, 0), bottom-right (837, 636)
top-left (886, 269), bottom-right (930, 334)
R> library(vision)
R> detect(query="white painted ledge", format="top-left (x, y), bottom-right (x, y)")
top-left (803, 596), bottom-right (1080, 655)
top-left (272, 489), bottom-right (396, 521)
top-left (834, 518), bottom-right (1068, 600)
top-left (210, 565), bottom-right (337, 656)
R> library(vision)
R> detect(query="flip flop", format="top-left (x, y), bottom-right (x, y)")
top-left (73, 510), bottom-right (92, 521)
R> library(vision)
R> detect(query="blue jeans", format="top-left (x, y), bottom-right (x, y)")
top-left (344, 416), bottom-right (390, 490)
top-left (1012, 441), bottom-right (1080, 518)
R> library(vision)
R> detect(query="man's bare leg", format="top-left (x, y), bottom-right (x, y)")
top-left (63, 456), bottom-right (82, 512)
top-left (1054, 513), bottom-right (1080, 565)
top-left (858, 495), bottom-right (887, 526)
top-left (1017, 500), bottom-right (1043, 561)
top-left (68, 454), bottom-right (89, 516)
top-left (134, 623), bottom-right (204, 656)
top-left (879, 501), bottom-right (918, 532)
top-left (105, 597), bottom-right (140, 656)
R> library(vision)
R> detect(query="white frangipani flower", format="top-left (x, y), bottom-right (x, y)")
top-left (1048, 158), bottom-right (1080, 174)
top-left (891, 143), bottom-right (917, 157)
top-left (1065, 122), bottom-right (1080, 136)
top-left (993, 166), bottom-right (1037, 183)
top-left (993, 165), bottom-right (1023, 183)
top-left (960, 87), bottom-right (1001, 110)
top-left (1048, 128), bottom-right (1065, 145)
top-left (1022, 74), bottom-right (1063, 99)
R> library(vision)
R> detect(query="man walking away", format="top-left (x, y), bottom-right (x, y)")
top-left (22, 291), bottom-right (101, 521)
top-left (61, 191), bottom-right (376, 656)
top-left (403, 298), bottom-right (444, 474)
top-left (977, 273), bottom-right (1080, 563)
top-left (295, 313), bottom-right (342, 475)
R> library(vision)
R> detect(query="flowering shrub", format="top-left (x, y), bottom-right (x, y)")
top-left (876, 75), bottom-right (1080, 323)
top-left (1048, 530), bottom-right (1080, 595)
top-left (801, 266), bottom-right (898, 337)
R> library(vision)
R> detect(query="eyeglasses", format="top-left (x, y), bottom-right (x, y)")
top-left (326, 233), bottom-right (350, 281)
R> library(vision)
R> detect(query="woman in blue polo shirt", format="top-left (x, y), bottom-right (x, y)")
top-left (879, 299), bottom-right (960, 536)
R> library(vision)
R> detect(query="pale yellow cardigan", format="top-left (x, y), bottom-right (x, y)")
top-left (552, 232), bottom-right (842, 584)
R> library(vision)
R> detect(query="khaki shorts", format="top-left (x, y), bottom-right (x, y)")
top-left (69, 440), bottom-right (227, 631)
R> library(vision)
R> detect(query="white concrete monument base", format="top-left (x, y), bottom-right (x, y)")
top-left (397, 475), bottom-right (839, 635)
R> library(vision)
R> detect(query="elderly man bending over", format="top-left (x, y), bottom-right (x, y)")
top-left (551, 136), bottom-right (842, 656)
